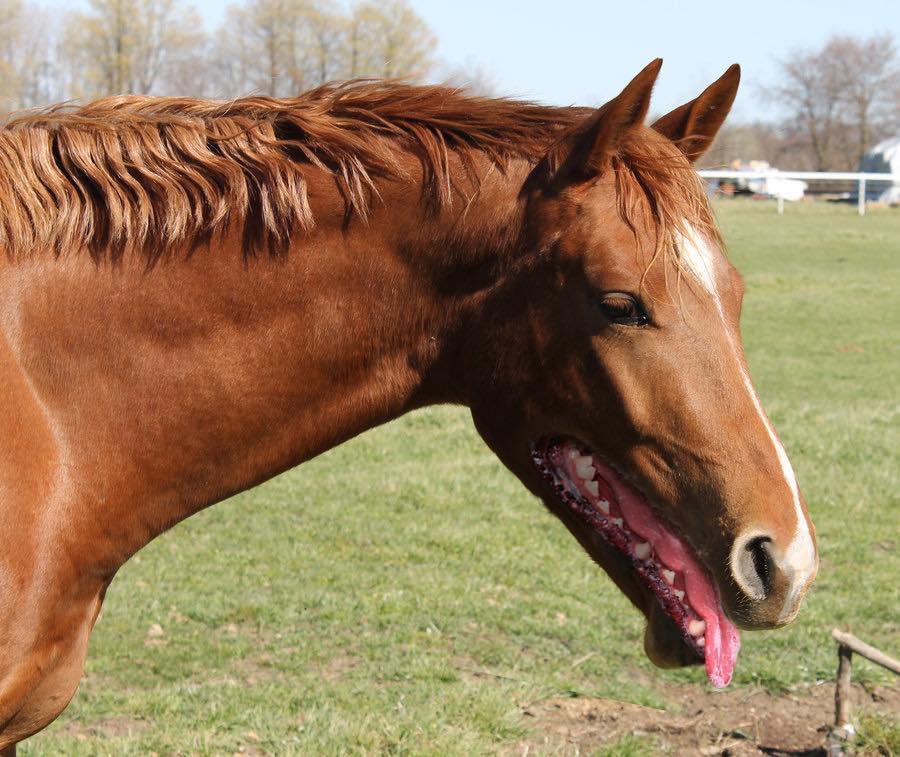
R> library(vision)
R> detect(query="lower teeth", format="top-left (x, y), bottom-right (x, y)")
top-left (538, 444), bottom-right (709, 658)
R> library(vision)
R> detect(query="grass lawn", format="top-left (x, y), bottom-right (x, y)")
top-left (26, 201), bottom-right (899, 754)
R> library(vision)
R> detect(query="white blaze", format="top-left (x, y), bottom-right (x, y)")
top-left (678, 226), bottom-right (719, 296)
top-left (678, 227), bottom-right (817, 621)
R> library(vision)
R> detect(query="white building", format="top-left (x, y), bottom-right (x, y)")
top-left (858, 137), bottom-right (900, 204)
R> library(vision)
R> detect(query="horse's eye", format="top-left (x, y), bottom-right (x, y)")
top-left (598, 292), bottom-right (649, 326)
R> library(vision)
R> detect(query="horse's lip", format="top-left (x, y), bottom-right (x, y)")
top-left (530, 436), bottom-right (740, 688)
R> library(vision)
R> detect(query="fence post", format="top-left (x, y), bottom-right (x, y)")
top-left (831, 628), bottom-right (900, 740)
top-left (835, 643), bottom-right (854, 735)
top-left (858, 178), bottom-right (866, 216)
top-left (777, 194), bottom-right (784, 215)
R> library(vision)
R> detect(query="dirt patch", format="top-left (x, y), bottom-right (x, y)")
top-left (509, 680), bottom-right (899, 755)
top-left (60, 715), bottom-right (149, 742)
top-left (319, 655), bottom-right (360, 682)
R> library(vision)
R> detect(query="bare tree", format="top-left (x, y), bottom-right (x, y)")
top-left (770, 33), bottom-right (900, 169)
top-left (212, 0), bottom-right (346, 97)
top-left (210, 3), bottom-right (257, 96)
top-left (0, 0), bottom-right (64, 111)
top-left (344, 0), bottom-right (435, 79)
top-left (304, 2), bottom-right (344, 85)
top-left (212, 0), bottom-right (435, 97)
top-left (827, 34), bottom-right (900, 162)
top-left (62, 0), bottom-right (208, 97)
top-left (769, 46), bottom-right (845, 170)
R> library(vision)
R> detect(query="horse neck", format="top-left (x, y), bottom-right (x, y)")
top-left (390, 159), bottom-right (534, 403)
top-left (1, 153), bottom-right (532, 569)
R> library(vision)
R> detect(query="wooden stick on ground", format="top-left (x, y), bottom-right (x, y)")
top-left (831, 629), bottom-right (900, 674)
top-left (835, 642), bottom-right (854, 732)
top-left (831, 628), bottom-right (900, 735)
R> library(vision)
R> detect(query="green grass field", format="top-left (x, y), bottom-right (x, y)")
top-left (26, 201), bottom-right (899, 754)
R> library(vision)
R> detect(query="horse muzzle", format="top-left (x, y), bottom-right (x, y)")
top-left (727, 524), bottom-right (819, 629)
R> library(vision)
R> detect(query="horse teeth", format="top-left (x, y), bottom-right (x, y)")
top-left (674, 589), bottom-right (685, 601)
top-left (597, 499), bottom-right (610, 514)
top-left (611, 518), bottom-right (623, 528)
top-left (575, 460), bottom-right (596, 480)
top-left (584, 480), bottom-right (599, 497)
top-left (696, 636), bottom-right (705, 647)
top-left (688, 619), bottom-right (706, 637)
top-left (633, 541), bottom-right (651, 559)
top-left (662, 569), bottom-right (676, 585)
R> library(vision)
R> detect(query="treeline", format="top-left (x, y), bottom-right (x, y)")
top-left (702, 33), bottom-right (900, 171)
top-left (0, 0), bottom-right (437, 109)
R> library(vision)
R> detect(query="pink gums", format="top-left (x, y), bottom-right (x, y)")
top-left (549, 443), bottom-right (740, 688)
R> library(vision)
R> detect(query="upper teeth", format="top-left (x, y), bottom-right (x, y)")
top-left (584, 480), bottom-right (599, 497)
top-left (662, 569), bottom-right (676, 585)
top-left (633, 541), bottom-right (651, 559)
top-left (597, 499), bottom-right (610, 514)
top-left (688, 619), bottom-right (706, 637)
top-left (574, 457), bottom-right (596, 479)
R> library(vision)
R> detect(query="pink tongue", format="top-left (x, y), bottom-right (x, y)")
top-left (592, 460), bottom-right (741, 687)
top-left (703, 609), bottom-right (741, 688)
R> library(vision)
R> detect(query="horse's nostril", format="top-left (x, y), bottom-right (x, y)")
top-left (731, 533), bottom-right (775, 601)
top-left (747, 536), bottom-right (774, 598)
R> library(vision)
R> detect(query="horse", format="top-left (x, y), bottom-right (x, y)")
top-left (0, 59), bottom-right (817, 751)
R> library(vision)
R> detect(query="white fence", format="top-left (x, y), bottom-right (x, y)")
top-left (697, 170), bottom-right (898, 216)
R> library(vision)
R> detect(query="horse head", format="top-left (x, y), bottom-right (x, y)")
top-left (465, 61), bottom-right (818, 687)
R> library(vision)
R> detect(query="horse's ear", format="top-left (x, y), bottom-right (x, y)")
top-left (651, 64), bottom-right (740, 163)
top-left (552, 58), bottom-right (663, 185)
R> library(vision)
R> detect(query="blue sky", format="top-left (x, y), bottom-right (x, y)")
top-left (195, 0), bottom-right (899, 120)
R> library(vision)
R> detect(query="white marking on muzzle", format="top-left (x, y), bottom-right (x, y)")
top-left (679, 227), bottom-right (817, 621)
top-left (741, 370), bottom-right (816, 621)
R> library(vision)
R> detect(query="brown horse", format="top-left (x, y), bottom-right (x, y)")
top-left (0, 60), bottom-right (817, 750)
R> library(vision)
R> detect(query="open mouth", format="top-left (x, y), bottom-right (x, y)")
top-left (531, 437), bottom-right (740, 688)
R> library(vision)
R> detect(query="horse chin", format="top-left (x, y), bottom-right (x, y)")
top-left (644, 601), bottom-right (704, 669)
top-left (530, 436), bottom-right (741, 688)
